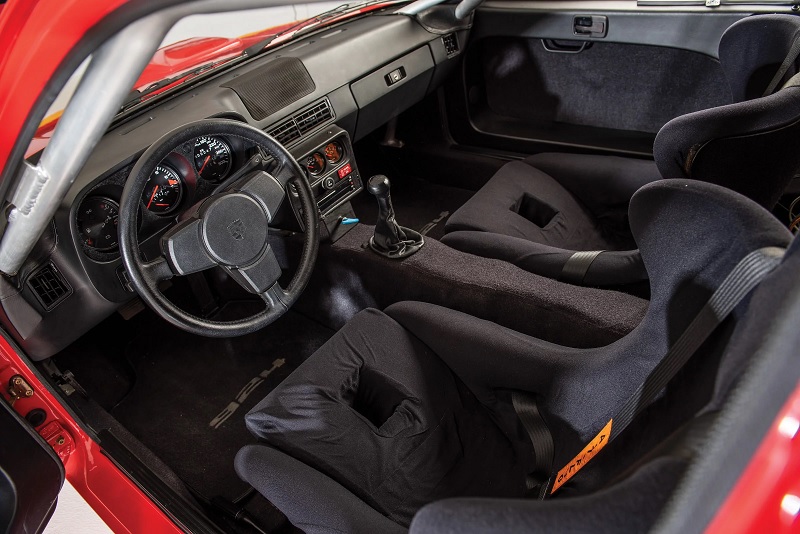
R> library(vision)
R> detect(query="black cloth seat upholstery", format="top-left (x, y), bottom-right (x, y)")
top-left (442, 14), bottom-right (800, 286)
top-left (236, 180), bottom-right (794, 533)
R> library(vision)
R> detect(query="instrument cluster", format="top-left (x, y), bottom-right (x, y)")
top-left (75, 135), bottom-right (242, 255)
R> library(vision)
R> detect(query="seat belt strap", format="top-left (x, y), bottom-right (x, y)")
top-left (512, 392), bottom-right (554, 499)
top-left (548, 246), bottom-right (785, 495)
top-left (560, 250), bottom-right (604, 284)
top-left (763, 33), bottom-right (800, 97)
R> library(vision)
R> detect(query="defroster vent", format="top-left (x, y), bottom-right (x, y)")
top-left (28, 263), bottom-right (72, 310)
top-left (267, 99), bottom-right (334, 146)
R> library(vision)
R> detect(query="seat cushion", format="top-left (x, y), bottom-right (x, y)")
top-left (445, 160), bottom-right (613, 251)
top-left (244, 308), bottom-right (529, 527)
top-left (443, 154), bottom-right (661, 283)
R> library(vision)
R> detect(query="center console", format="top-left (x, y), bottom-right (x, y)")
top-left (288, 125), bottom-right (363, 241)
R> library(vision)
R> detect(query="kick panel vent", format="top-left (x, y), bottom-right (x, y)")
top-left (442, 33), bottom-right (459, 57)
top-left (28, 263), bottom-right (72, 310)
top-left (267, 98), bottom-right (334, 145)
top-left (223, 57), bottom-right (316, 121)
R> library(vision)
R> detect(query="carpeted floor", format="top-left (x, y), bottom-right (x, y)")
top-left (349, 176), bottom-right (474, 240)
top-left (55, 302), bottom-right (334, 502)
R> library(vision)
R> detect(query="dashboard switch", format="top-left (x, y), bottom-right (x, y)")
top-left (322, 176), bottom-right (337, 190)
top-left (385, 67), bottom-right (406, 86)
top-left (338, 163), bottom-right (352, 179)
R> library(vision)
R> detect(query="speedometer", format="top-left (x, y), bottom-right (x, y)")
top-left (142, 165), bottom-right (184, 215)
top-left (194, 136), bottom-right (232, 181)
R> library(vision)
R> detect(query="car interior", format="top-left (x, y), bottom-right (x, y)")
top-left (5, 2), bottom-right (800, 532)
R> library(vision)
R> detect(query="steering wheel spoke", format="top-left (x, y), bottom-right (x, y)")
top-left (226, 245), bottom-right (283, 294)
top-left (260, 282), bottom-right (290, 312)
top-left (141, 256), bottom-right (176, 283)
top-left (161, 218), bottom-right (217, 276)
top-left (235, 171), bottom-right (286, 223)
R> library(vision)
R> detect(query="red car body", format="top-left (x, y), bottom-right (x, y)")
top-left (0, 1), bottom-right (798, 532)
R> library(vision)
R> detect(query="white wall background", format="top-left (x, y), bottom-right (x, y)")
top-left (44, 482), bottom-right (112, 534)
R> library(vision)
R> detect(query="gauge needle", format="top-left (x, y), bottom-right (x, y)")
top-left (146, 185), bottom-right (159, 209)
top-left (198, 155), bottom-right (211, 176)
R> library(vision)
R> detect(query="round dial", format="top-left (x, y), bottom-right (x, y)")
top-left (324, 141), bottom-right (344, 164)
top-left (194, 136), bottom-right (232, 181)
top-left (142, 165), bottom-right (184, 215)
top-left (305, 152), bottom-right (326, 176)
top-left (77, 197), bottom-right (120, 251)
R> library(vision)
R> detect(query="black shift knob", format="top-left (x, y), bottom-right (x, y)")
top-left (368, 175), bottom-right (391, 198)
top-left (365, 174), bottom-right (424, 258)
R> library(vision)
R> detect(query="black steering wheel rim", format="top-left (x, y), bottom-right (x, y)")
top-left (119, 118), bottom-right (319, 337)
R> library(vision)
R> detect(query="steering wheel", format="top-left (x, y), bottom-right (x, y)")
top-left (119, 119), bottom-right (319, 337)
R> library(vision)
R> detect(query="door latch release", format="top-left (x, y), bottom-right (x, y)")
top-left (574, 15), bottom-right (608, 38)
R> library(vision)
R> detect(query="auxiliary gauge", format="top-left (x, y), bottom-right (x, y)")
top-left (76, 196), bottom-right (119, 251)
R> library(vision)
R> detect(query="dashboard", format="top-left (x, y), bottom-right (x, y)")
top-left (0, 6), bottom-right (470, 360)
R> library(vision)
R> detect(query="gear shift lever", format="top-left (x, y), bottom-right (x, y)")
top-left (367, 175), bottom-right (424, 258)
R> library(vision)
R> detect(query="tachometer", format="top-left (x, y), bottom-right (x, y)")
top-left (143, 165), bottom-right (184, 215)
top-left (76, 196), bottom-right (120, 251)
top-left (193, 136), bottom-right (232, 181)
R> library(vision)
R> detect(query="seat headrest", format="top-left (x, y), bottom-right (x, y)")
top-left (719, 14), bottom-right (800, 102)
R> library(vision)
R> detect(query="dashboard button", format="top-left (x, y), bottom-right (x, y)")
top-left (385, 67), bottom-right (406, 86)
top-left (322, 176), bottom-right (336, 190)
top-left (337, 163), bottom-right (352, 179)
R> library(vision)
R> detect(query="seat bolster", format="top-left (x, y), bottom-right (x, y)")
top-left (409, 456), bottom-right (685, 534)
top-left (441, 231), bottom-right (647, 286)
top-left (235, 444), bottom-right (405, 534)
top-left (653, 87), bottom-right (800, 208)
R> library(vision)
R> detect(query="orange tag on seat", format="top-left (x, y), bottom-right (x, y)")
top-left (551, 419), bottom-right (613, 494)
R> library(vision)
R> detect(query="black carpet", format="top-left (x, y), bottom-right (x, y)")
top-left (297, 224), bottom-right (648, 348)
top-left (350, 177), bottom-right (474, 240)
top-left (56, 303), bottom-right (333, 503)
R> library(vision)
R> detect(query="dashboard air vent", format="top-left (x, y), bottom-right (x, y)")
top-left (28, 263), bottom-right (72, 310)
top-left (268, 118), bottom-right (302, 146)
top-left (295, 100), bottom-right (334, 135)
top-left (267, 98), bottom-right (334, 146)
top-left (442, 33), bottom-right (459, 58)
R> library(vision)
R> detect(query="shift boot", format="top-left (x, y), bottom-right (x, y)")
top-left (367, 175), bottom-right (424, 259)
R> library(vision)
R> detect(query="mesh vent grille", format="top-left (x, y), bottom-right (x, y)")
top-left (28, 263), bottom-right (71, 310)
top-left (223, 57), bottom-right (316, 120)
top-left (267, 99), bottom-right (334, 145)
top-left (442, 33), bottom-right (459, 57)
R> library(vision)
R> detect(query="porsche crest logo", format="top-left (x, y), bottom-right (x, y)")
top-left (227, 219), bottom-right (245, 240)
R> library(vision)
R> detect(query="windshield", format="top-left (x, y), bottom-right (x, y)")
top-left (29, 1), bottom-right (405, 158)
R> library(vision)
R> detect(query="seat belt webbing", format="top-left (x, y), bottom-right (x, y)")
top-left (763, 33), bottom-right (800, 97)
top-left (512, 392), bottom-right (554, 499)
top-left (521, 246), bottom-right (784, 496)
top-left (560, 250), bottom-right (604, 285)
